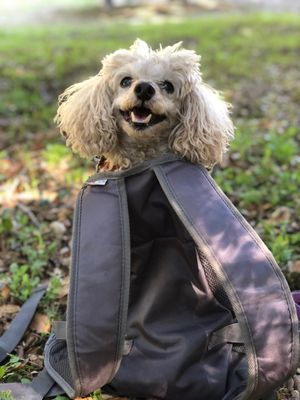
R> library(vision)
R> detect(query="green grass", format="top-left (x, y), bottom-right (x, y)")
top-left (0, 12), bottom-right (299, 287)
top-left (0, 13), bottom-right (300, 397)
top-left (1, 14), bottom-right (300, 140)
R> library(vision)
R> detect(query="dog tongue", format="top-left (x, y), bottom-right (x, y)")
top-left (131, 107), bottom-right (152, 124)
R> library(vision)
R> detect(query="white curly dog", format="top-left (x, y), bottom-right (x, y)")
top-left (55, 39), bottom-right (234, 170)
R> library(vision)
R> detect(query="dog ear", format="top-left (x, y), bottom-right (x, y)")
top-left (169, 82), bottom-right (234, 168)
top-left (54, 74), bottom-right (117, 158)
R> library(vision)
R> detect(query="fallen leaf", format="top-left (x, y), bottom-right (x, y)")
top-left (260, 202), bottom-right (273, 212)
top-left (57, 276), bottom-right (70, 299)
top-left (1, 284), bottom-right (10, 300)
top-left (75, 397), bottom-right (93, 400)
top-left (288, 260), bottom-right (300, 273)
top-left (30, 313), bottom-right (51, 333)
top-left (102, 397), bottom-right (128, 400)
top-left (270, 206), bottom-right (293, 223)
top-left (0, 304), bottom-right (20, 318)
top-left (23, 331), bottom-right (40, 350)
top-left (0, 259), bottom-right (5, 272)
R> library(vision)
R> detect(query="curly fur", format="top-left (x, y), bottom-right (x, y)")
top-left (55, 39), bottom-right (234, 170)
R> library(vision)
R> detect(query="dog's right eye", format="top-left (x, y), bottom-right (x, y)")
top-left (120, 77), bottom-right (132, 88)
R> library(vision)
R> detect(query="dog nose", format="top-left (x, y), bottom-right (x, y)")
top-left (134, 82), bottom-right (155, 101)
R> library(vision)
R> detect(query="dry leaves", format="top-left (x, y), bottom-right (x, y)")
top-left (0, 304), bottom-right (20, 318)
top-left (75, 397), bottom-right (127, 400)
top-left (0, 284), bottom-right (11, 300)
top-left (288, 260), bottom-right (300, 274)
top-left (30, 313), bottom-right (51, 334)
top-left (270, 206), bottom-right (293, 224)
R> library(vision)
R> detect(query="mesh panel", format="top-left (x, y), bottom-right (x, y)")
top-left (197, 250), bottom-right (233, 312)
top-left (48, 339), bottom-right (74, 388)
top-left (233, 344), bottom-right (246, 354)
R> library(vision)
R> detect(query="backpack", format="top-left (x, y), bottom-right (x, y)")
top-left (1, 155), bottom-right (299, 400)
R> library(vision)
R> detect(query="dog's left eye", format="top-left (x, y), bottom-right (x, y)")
top-left (120, 77), bottom-right (132, 88)
top-left (159, 80), bottom-right (174, 94)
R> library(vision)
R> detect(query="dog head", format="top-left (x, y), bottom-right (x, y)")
top-left (55, 39), bottom-right (234, 169)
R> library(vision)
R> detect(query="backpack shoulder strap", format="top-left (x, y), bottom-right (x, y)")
top-left (154, 160), bottom-right (300, 399)
top-left (65, 176), bottom-right (131, 396)
top-left (0, 368), bottom-right (64, 400)
top-left (0, 284), bottom-right (47, 363)
top-left (0, 285), bottom-right (65, 400)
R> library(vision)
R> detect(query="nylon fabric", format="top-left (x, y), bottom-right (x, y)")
top-left (44, 335), bottom-right (75, 397)
top-left (154, 160), bottom-right (299, 399)
top-left (104, 168), bottom-right (247, 400)
top-left (17, 156), bottom-right (296, 400)
top-left (0, 369), bottom-right (56, 400)
top-left (52, 321), bottom-right (66, 340)
top-left (0, 383), bottom-right (46, 400)
top-left (66, 177), bottom-right (131, 396)
top-left (0, 284), bottom-right (47, 363)
top-left (208, 323), bottom-right (244, 350)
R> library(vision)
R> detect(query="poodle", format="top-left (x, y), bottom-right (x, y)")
top-left (55, 39), bottom-right (234, 170)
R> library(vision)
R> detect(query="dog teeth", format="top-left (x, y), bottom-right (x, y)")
top-left (131, 112), bottom-right (152, 124)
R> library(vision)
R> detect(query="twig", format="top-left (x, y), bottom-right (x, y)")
top-left (17, 203), bottom-right (40, 227)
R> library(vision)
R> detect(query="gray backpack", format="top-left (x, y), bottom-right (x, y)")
top-left (1, 156), bottom-right (299, 400)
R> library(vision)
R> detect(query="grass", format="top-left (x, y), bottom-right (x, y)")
top-left (0, 12), bottom-right (299, 399)
top-left (1, 14), bottom-right (300, 142)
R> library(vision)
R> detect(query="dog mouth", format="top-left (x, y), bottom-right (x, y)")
top-left (120, 106), bottom-right (166, 130)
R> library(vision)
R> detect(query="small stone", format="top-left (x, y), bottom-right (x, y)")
top-left (50, 221), bottom-right (66, 237)
top-left (292, 390), bottom-right (300, 400)
top-left (61, 257), bottom-right (71, 267)
top-left (288, 378), bottom-right (295, 391)
top-left (59, 247), bottom-right (70, 256)
top-left (294, 376), bottom-right (300, 391)
top-left (231, 152), bottom-right (241, 161)
top-left (64, 219), bottom-right (71, 227)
